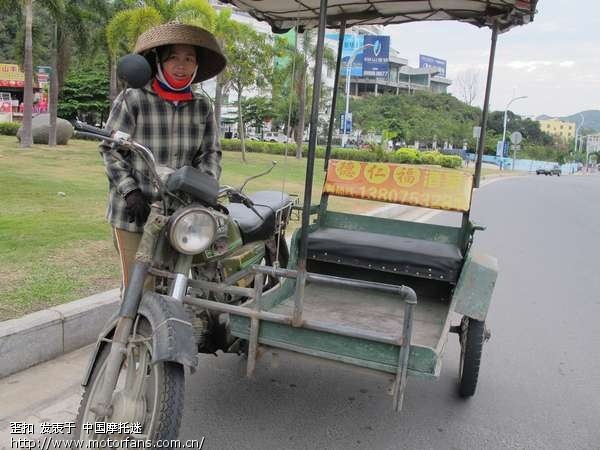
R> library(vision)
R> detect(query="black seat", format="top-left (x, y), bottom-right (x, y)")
top-left (227, 191), bottom-right (291, 243)
top-left (307, 227), bottom-right (463, 282)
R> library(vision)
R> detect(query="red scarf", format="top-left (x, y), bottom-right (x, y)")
top-left (152, 77), bottom-right (193, 102)
top-left (163, 70), bottom-right (191, 89)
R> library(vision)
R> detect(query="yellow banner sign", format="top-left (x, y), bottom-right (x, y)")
top-left (0, 64), bottom-right (24, 81)
top-left (323, 160), bottom-right (473, 212)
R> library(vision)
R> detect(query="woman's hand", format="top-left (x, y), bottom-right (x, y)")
top-left (125, 189), bottom-right (150, 226)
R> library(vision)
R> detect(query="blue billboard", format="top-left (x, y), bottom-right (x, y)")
top-left (419, 54), bottom-right (447, 77)
top-left (362, 36), bottom-right (390, 78)
top-left (326, 33), bottom-right (365, 77)
top-left (340, 113), bottom-right (352, 133)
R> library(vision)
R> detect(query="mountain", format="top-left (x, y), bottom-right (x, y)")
top-left (536, 110), bottom-right (600, 132)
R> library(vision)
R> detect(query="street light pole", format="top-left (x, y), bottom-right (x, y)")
top-left (501, 95), bottom-right (527, 169)
top-left (574, 112), bottom-right (584, 162)
top-left (341, 44), bottom-right (373, 148)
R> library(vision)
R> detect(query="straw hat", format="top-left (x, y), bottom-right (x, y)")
top-left (134, 23), bottom-right (227, 83)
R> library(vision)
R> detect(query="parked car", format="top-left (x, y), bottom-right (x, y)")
top-left (263, 131), bottom-right (288, 143)
top-left (536, 165), bottom-right (561, 176)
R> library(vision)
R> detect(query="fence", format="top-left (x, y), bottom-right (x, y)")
top-left (465, 153), bottom-right (581, 174)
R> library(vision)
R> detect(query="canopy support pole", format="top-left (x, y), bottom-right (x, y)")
top-left (474, 24), bottom-right (498, 188)
top-left (293, 0), bottom-right (328, 327)
top-left (324, 19), bottom-right (346, 170)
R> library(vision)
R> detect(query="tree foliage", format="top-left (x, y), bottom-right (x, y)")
top-left (58, 61), bottom-right (110, 122)
top-left (224, 21), bottom-right (274, 162)
top-left (241, 96), bottom-right (273, 135)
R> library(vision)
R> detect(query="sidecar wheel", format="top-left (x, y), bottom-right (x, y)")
top-left (458, 316), bottom-right (485, 398)
top-left (74, 317), bottom-right (185, 444)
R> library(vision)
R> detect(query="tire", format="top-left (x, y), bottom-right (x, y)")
top-left (458, 317), bottom-right (485, 398)
top-left (74, 317), bottom-right (185, 444)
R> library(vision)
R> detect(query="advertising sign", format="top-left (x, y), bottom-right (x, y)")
top-left (362, 35), bottom-right (390, 78)
top-left (0, 64), bottom-right (25, 88)
top-left (326, 33), bottom-right (364, 77)
top-left (419, 54), bottom-right (447, 77)
top-left (340, 113), bottom-right (352, 133)
top-left (36, 66), bottom-right (51, 87)
top-left (324, 160), bottom-right (473, 212)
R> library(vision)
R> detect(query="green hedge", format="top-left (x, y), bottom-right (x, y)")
top-left (393, 148), bottom-right (463, 168)
top-left (0, 122), bottom-right (20, 136)
top-left (220, 139), bottom-right (463, 168)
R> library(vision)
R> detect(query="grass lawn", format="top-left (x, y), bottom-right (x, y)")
top-left (0, 136), bottom-right (381, 320)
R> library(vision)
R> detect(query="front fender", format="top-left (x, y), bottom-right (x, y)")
top-left (82, 292), bottom-right (198, 386)
top-left (453, 251), bottom-right (498, 322)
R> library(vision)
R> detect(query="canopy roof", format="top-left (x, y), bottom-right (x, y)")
top-left (219, 0), bottom-right (537, 33)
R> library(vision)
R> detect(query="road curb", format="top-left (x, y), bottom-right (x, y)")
top-left (0, 289), bottom-right (119, 378)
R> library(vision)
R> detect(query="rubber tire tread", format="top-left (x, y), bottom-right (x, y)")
top-left (459, 318), bottom-right (485, 398)
top-left (75, 324), bottom-right (185, 443)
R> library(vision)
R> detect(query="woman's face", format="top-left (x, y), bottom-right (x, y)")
top-left (161, 44), bottom-right (198, 81)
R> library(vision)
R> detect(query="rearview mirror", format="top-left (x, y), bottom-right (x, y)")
top-left (116, 54), bottom-right (152, 89)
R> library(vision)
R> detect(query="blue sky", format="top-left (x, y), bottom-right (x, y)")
top-left (384, 0), bottom-right (600, 118)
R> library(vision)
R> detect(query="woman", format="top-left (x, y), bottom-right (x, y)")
top-left (101, 23), bottom-right (227, 289)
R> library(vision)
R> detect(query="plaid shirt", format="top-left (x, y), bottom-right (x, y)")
top-left (100, 84), bottom-right (222, 232)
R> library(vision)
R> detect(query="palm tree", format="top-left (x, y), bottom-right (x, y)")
top-left (274, 29), bottom-right (335, 158)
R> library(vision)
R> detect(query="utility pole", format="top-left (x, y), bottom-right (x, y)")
top-left (502, 95), bottom-right (527, 169)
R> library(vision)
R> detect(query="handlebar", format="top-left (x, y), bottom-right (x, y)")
top-left (73, 120), bottom-right (113, 138)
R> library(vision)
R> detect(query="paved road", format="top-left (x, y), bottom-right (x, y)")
top-left (2, 174), bottom-right (599, 449)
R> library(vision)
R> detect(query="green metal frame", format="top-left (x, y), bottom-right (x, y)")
top-left (229, 231), bottom-right (440, 378)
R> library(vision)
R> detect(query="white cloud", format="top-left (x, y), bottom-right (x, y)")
top-left (559, 61), bottom-right (575, 67)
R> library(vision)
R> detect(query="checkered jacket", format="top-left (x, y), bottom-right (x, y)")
top-left (100, 84), bottom-right (222, 232)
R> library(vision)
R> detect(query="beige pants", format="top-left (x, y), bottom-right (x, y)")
top-left (112, 227), bottom-right (156, 296)
top-left (112, 227), bottom-right (143, 290)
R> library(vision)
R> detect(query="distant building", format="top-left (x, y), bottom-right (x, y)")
top-left (332, 25), bottom-right (452, 96)
top-left (586, 133), bottom-right (600, 153)
top-left (538, 118), bottom-right (576, 143)
top-left (206, 1), bottom-right (452, 136)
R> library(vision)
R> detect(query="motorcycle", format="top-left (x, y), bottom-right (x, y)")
top-left (73, 55), bottom-right (294, 442)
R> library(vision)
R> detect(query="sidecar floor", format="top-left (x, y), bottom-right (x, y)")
top-left (268, 281), bottom-right (449, 349)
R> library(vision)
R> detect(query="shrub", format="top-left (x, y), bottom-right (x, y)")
top-left (219, 139), bottom-right (464, 168)
top-left (0, 122), bottom-right (20, 136)
top-left (420, 151), bottom-right (442, 165)
top-left (439, 154), bottom-right (463, 168)
top-left (394, 148), bottom-right (422, 164)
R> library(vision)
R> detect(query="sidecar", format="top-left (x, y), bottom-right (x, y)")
top-left (187, 159), bottom-right (497, 410)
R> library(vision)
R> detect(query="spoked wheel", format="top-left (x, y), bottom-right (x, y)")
top-left (75, 317), bottom-right (185, 445)
top-left (458, 316), bottom-right (486, 398)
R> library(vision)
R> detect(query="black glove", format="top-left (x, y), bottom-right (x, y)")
top-left (124, 189), bottom-right (150, 227)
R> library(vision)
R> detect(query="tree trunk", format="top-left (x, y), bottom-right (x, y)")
top-left (214, 74), bottom-right (224, 135)
top-left (237, 88), bottom-right (246, 163)
top-left (48, 24), bottom-right (58, 147)
top-left (109, 55), bottom-right (118, 103)
top-left (21, 0), bottom-right (33, 148)
top-left (295, 63), bottom-right (307, 159)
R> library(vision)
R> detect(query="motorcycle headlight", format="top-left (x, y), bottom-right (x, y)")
top-left (168, 207), bottom-right (217, 255)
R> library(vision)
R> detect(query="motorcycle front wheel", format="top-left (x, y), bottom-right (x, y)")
top-left (74, 317), bottom-right (185, 444)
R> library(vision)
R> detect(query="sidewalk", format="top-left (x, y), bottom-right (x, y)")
top-left (0, 346), bottom-right (89, 449)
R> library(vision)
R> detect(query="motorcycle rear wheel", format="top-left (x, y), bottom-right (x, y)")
top-left (74, 317), bottom-right (185, 445)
